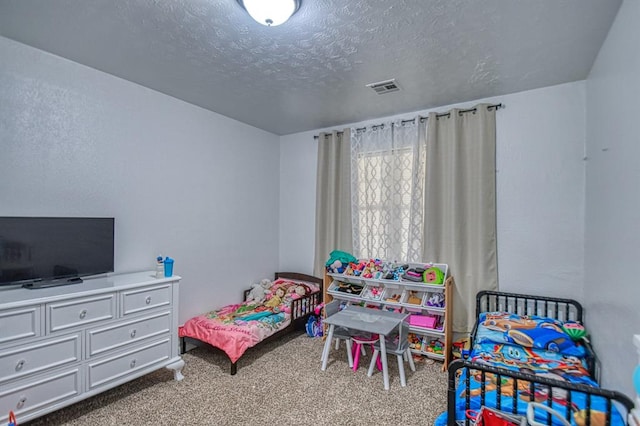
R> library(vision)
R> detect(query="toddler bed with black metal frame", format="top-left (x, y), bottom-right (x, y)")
top-left (443, 290), bottom-right (634, 425)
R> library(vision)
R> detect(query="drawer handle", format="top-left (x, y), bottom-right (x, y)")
top-left (130, 359), bottom-right (137, 368)
top-left (16, 359), bottom-right (25, 371)
top-left (130, 329), bottom-right (137, 338)
top-left (145, 296), bottom-right (152, 305)
top-left (17, 395), bottom-right (26, 409)
top-left (79, 309), bottom-right (88, 319)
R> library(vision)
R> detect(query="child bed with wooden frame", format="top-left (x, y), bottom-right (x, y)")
top-left (440, 291), bottom-right (635, 425)
top-left (179, 272), bottom-right (322, 375)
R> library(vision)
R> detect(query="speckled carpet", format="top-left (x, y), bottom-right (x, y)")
top-left (24, 332), bottom-right (447, 425)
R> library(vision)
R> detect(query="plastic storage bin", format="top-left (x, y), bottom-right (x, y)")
top-left (405, 289), bottom-right (426, 306)
top-left (409, 313), bottom-right (437, 329)
top-left (361, 283), bottom-right (384, 301)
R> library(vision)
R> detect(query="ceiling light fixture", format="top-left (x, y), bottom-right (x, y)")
top-left (237, 0), bottom-right (301, 27)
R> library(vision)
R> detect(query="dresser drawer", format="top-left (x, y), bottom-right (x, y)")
top-left (87, 338), bottom-right (170, 389)
top-left (47, 294), bottom-right (116, 333)
top-left (0, 368), bottom-right (81, 419)
top-left (0, 306), bottom-right (41, 345)
top-left (87, 311), bottom-right (172, 357)
top-left (121, 284), bottom-right (171, 316)
top-left (0, 333), bottom-right (81, 384)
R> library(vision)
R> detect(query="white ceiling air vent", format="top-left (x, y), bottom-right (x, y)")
top-left (366, 79), bottom-right (400, 95)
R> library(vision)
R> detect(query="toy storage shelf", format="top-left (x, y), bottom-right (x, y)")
top-left (323, 262), bottom-right (453, 371)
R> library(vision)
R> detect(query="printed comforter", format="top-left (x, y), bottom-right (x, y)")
top-left (444, 312), bottom-right (625, 425)
top-left (178, 278), bottom-right (318, 363)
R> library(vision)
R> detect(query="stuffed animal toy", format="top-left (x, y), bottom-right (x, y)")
top-left (245, 279), bottom-right (272, 304)
top-left (329, 260), bottom-right (345, 274)
top-left (265, 286), bottom-right (286, 308)
top-left (260, 278), bottom-right (272, 291)
top-left (245, 283), bottom-right (264, 303)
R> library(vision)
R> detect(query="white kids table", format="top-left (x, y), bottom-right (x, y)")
top-left (321, 305), bottom-right (408, 390)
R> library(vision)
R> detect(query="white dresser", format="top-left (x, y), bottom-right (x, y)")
top-left (0, 272), bottom-right (184, 424)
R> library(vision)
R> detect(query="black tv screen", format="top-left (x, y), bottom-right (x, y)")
top-left (0, 217), bottom-right (114, 287)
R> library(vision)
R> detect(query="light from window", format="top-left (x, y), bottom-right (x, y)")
top-left (352, 146), bottom-right (423, 262)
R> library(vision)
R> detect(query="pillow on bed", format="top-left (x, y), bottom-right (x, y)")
top-left (475, 312), bottom-right (585, 357)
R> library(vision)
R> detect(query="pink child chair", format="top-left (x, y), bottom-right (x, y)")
top-left (350, 334), bottom-right (383, 372)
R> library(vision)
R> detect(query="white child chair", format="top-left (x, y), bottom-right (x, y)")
top-left (366, 315), bottom-right (415, 387)
top-left (321, 300), bottom-right (358, 367)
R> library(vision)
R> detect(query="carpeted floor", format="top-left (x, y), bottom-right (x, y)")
top-left (24, 332), bottom-right (448, 425)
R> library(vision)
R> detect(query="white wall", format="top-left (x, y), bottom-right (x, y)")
top-left (0, 37), bottom-right (281, 324)
top-left (280, 81), bottom-right (587, 301)
top-left (585, 0), bottom-right (640, 397)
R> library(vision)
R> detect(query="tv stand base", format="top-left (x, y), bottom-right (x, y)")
top-left (22, 277), bottom-right (84, 289)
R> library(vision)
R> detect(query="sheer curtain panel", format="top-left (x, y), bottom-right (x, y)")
top-left (350, 119), bottom-right (426, 262)
top-left (422, 105), bottom-right (498, 333)
top-left (313, 130), bottom-right (353, 277)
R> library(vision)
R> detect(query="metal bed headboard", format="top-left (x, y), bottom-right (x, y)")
top-left (474, 290), bottom-right (598, 380)
top-left (476, 290), bottom-right (583, 323)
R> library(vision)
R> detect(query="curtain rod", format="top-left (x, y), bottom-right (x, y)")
top-left (313, 103), bottom-right (503, 139)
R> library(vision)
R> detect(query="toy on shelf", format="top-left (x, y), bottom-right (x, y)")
top-left (385, 292), bottom-right (402, 303)
top-left (403, 267), bottom-right (425, 282)
top-left (334, 282), bottom-right (364, 295)
top-left (423, 267), bottom-right (444, 284)
top-left (328, 260), bottom-right (345, 274)
top-left (408, 333), bottom-right (423, 351)
top-left (425, 292), bottom-right (445, 308)
top-left (361, 285), bottom-right (383, 300)
top-left (406, 290), bottom-right (422, 305)
top-left (332, 258), bottom-right (416, 282)
top-left (325, 250), bottom-right (356, 272)
top-left (426, 339), bottom-right (444, 355)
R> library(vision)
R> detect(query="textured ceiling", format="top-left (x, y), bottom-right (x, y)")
top-left (0, 0), bottom-right (622, 135)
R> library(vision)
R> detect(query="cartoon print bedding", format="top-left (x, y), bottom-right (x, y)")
top-left (179, 278), bottom-right (320, 364)
top-left (447, 312), bottom-right (626, 425)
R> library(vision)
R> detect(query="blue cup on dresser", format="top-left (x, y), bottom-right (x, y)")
top-left (164, 257), bottom-right (174, 277)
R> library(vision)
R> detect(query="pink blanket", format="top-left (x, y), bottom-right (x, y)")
top-left (179, 278), bottom-right (320, 363)
top-left (179, 302), bottom-right (290, 363)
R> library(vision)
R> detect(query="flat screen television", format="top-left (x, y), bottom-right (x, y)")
top-left (0, 217), bottom-right (114, 288)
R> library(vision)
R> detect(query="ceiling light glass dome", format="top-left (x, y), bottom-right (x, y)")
top-left (237, 0), bottom-right (301, 27)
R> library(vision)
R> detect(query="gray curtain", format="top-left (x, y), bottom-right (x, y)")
top-left (313, 129), bottom-right (353, 277)
top-left (422, 105), bottom-right (498, 333)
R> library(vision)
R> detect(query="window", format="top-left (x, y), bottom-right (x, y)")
top-left (351, 122), bottom-right (425, 262)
